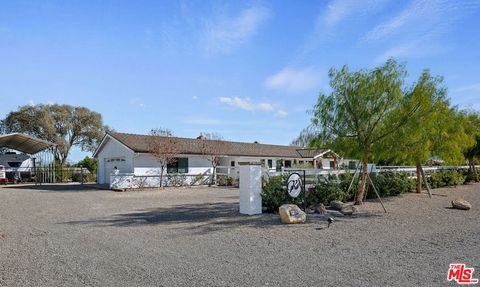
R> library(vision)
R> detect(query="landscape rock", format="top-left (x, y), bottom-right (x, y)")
top-left (330, 200), bottom-right (344, 211)
top-left (451, 198), bottom-right (472, 210)
top-left (315, 203), bottom-right (327, 214)
top-left (278, 204), bottom-right (306, 224)
top-left (325, 210), bottom-right (345, 217)
top-left (340, 205), bottom-right (357, 216)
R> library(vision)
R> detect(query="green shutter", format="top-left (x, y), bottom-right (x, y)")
top-left (178, 158), bottom-right (188, 173)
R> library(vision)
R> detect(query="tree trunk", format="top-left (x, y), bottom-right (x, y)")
top-left (159, 165), bottom-right (165, 188)
top-left (415, 161), bottom-right (422, 193)
top-left (470, 158), bottom-right (479, 182)
top-left (209, 164), bottom-right (215, 187)
top-left (354, 155), bottom-right (369, 205)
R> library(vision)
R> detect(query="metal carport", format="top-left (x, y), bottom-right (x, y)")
top-left (0, 133), bottom-right (56, 183)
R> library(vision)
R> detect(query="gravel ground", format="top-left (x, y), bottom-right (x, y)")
top-left (0, 183), bottom-right (479, 287)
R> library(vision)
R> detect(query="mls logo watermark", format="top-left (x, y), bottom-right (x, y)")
top-left (448, 264), bottom-right (479, 285)
top-left (286, 173), bottom-right (303, 198)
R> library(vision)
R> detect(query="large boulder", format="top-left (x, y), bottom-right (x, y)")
top-left (451, 198), bottom-right (472, 210)
top-left (279, 204), bottom-right (306, 224)
top-left (330, 200), bottom-right (344, 211)
top-left (340, 205), bottom-right (358, 216)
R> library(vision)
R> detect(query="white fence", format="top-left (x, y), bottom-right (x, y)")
top-left (110, 172), bottom-right (212, 190)
top-left (110, 165), bottom-right (475, 190)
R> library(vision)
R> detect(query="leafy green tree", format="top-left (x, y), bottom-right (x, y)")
top-left (311, 59), bottom-right (428, 205)
top-left (77, 156), bottom-right (98, 174)
top-left (2, 104), bottom-right (105, 165)
top-left (460, 112), bottom-right (480, 182)
top-left (378, 72), bottom-right (472, 193)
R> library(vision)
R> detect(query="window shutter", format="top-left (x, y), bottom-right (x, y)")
top-left (178, 158), bottom-right (188, 173)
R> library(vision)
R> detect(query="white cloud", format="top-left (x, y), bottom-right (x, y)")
top-left (374, 40), bottom-right (445, 63)
top-left (322, 0), bottom-right (389, 28)
top-left (219, 97), bottom-right (273, 112)
top-left (192, 95), bottom-right (198, 100)
top-left (27, 100), bottom-right (35, 106)
top-left (129, 97), bottom-right (145, 108)
top-left (264, 67), bottom-right (322, 93)
top-left (201, 5), bottom-right (270, 54)
top-left (275, 110), bottom-right (288, 117)
top-left (365, 0), bottom-right (480, 60)
top-left (455, 83), bottom-right (480, 94)
top-left (363, 0), bottom-right (442, 42)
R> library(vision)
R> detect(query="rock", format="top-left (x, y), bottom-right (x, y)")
top-left (330, 200), bottom-right (344, 211)
top-left (315, 203), bottom-right (327, 214)
top-left (451, 198), bottom-right (472, 210)
top-left (278, 204), bottom-right (306, 224)
top-left (340, 204), bottom-right (356, 215)
top-left (325, 210), bottom-right (345, 217)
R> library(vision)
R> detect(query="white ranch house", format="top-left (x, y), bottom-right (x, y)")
top-left (93, 132), bottom-right (353, 185)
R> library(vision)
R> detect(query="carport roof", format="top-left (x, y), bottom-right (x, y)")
top-left (0, 133), bottom-right (56, 154)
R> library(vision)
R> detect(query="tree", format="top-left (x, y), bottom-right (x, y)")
top-left (76, 156), bottom-right (98, 174)
top-left (198, 132), bottom-right (226, 186)
top-left (291, 126), bottom-right (319, 147)
top-left (460, 112), bottom-right (480, 182)
top-left (377, 71), bottom-right (473, 193)
top-left (148, 128), bottom-right (180, 188)
top-left (2, 104), bottom-right (105, 165)
top-left (311, 59), bottom-right (426, 205)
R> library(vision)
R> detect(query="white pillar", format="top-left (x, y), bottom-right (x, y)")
top-left (239, 162), bottom-right (262, 215)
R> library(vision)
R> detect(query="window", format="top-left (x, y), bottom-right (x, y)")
top-left (276, 160), bottom-right (283, 172)
top-left (285, 160), bottom-right (292, 168)
top-left (7, 162), bottom-right (21, 168)
top-left (167, 158), bottom-right (188, 173)
top-left (348, 161), bottom-right (357, 169)
top-left (261, 159), bottom-right (265, 167)
top-left (230, 161), bottom-right (235, 167)
top-left (267, 159), bottom-right (273, 168)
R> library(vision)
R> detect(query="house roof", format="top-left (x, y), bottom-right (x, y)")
top-left (0, 133), bottom-right (56, 154)
top-left (98, 132), bottom-right (327, 159)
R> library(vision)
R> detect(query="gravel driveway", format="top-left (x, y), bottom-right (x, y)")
top-left (1, 183), bottom-right (479, 286)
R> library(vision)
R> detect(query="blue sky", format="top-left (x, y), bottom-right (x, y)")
top-left (1, 0), bottom-right (479, 162)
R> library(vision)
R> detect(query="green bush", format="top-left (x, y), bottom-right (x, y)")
top-left (217, 175), bottom-right (232, 186)
top-left (367, 172), bottom-right (414, 199)
top-left (168, 173), bottom-right (187, 186)
top-left (428, 170), bottom-right (465, 188)
top-left (261, 176), bottom-right (300, 212)
top-left (306, 175), bottom-right (353, 205)
top-left (460, 169), bottom-right (475, 184)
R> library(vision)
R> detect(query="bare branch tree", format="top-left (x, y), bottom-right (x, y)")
top-left (198, 132), bottom-right (226, 186)
top-left (148, 128), bottom-right (180, 188)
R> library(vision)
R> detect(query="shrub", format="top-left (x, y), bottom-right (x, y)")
top-left (308, 179), bottom-right (350, 205)
top-left (460, 169), bottom-right (475, 184)
top-left (428, 170), bottom-right (465, 188)
top-left (168, 173), bottom-right (187, 186)
top-left (217, 175), bottom-right (234, 186)
top-left (261, 176), bottom-right (300, 212)
top-left (367, 172), bottom-right (414, 199)
top-left (189, 173), bottom-right (207, 185)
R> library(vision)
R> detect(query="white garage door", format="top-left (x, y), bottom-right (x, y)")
top-left (104, 157), bottom-right (127, 184)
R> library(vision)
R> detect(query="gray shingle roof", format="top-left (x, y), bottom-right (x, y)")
top-left (108, 132), bottom-right (325, 158)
